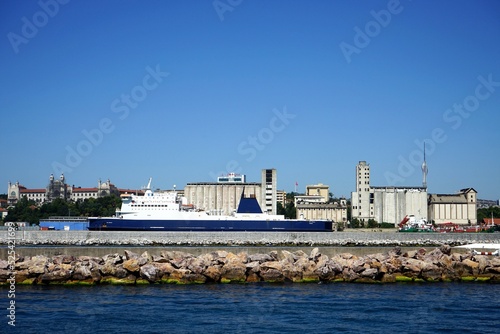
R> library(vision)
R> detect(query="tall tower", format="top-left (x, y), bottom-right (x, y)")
top-left (351, 161), bottom-right (373, 222)
top-left (421, 143), bottom-right (428, 189)
top-left (261, 168), bottom-right (277, 215)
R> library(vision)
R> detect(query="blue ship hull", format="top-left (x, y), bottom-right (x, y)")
top-left (87, 218), bottom-right (332, 232)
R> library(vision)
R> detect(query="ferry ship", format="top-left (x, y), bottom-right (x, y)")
top-left (88, 179), bottom-right (333, 232)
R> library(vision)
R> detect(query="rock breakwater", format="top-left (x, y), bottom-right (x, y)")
top-left (3, 246), bottom-right (500, 285)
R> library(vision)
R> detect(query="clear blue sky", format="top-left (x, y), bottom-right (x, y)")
top-left (1, 0), bottom-right (499, 200)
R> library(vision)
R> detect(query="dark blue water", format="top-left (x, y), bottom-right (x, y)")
top-left (2, 283), bottom-right (499, 333)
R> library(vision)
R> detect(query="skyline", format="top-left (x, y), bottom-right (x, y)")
top-left (1, 1), bottom-right (500, 200)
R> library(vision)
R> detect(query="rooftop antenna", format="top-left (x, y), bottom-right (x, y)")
top-left (421, 142), bottom-right (428, 189)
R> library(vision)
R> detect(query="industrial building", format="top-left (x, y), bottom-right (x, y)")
top-left (183, 169), bottom-right (278, 216)
top-left (351, 161), bottom-right (428, 226)
top-left (428, 188), bottom-right (477, 225)
top-left (351, 160), bottom-right (478, 227)
top-left (295, 183), bottom-right (347, 224)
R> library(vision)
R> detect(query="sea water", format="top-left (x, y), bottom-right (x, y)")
top-left (2, 283), bottom-right (499, 333)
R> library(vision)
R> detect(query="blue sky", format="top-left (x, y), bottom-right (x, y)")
top-left (1, 0), bottom-right (499, 200)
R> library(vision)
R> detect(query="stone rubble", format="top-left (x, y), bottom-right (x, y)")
top-left (2, 246), bottom-right (500, 285)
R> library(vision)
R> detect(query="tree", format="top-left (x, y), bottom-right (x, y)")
top-left (477, 206), bottom-right (500, 223)
top-left (367, 218), bottom-right (378, 228)
top-left (4, 197), bottom-right (42, 224)
top-left (4, 194), bottom-right (122, 224)
top-left (285, 200), bottom-right (296, 219)
top-left (350, 218), bottom-right (361, 228)
top-left (73, 195), bottom-right (121, 217)
top-left (277, 202), bottom-right (286, 216)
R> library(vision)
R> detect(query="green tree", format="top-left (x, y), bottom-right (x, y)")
top-left (350, 218), bottom-right (361, 228)
top-left (277, 202), bottom-right (286, 216)
top-left (74, 195), bottom-right (121, 217)
top-left (4, 195), bottom-right (122, 224)
top-left (4, 197), bottom-right (41, 224)
top-left (477, 206), bottom-right (500, 223)
top-left (367, 218), bottom-right (378, 228)
top-left (285, 200), bottom-right (296, 219)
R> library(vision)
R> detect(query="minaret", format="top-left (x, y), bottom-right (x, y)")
top-left (421, 143), bottom-right (428, 189)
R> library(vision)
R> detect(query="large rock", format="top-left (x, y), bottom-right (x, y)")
top-left (154, 262), bottom-right (176, 277)
top-left (260, 268), bottom-right (285, 282)
top-left (124, 250), bottom-right (140, 260)
top-left (123, 259), bottom-right (141, 273)
top-left (460, 259), bottom-right (479, 276)
top-left (475, 256), bottom-right (489, 274)
top-left (28, 256), bottom-right (48, 275)
top-left (99, 263), bottom-right (128, 278)
top-left (245, 261), bottom-right (260, 273)
top-left (39, 264), bottom-right (73, 283)
top-left (152, 254), bottom-right (170, 263)
top-left (53, 255), bottom-right (75, 265)
top-left (402, 258), bottom-right (423, 274)
top-left (164, 268), bottom-right (192, 284)
top-left (360, 268), bottom-right (378, 279)
top-left (309, 248), bottom-right (321, 261)
top-left (102, 253), bottom-right (123, 265)
top-left (0, 260), bottom-right (9, 270)
top-left (440, 245), bottom-right (452, 255)
top-left (203, 265), bottom-right (222, 282)
top-left (294, 257), bottom-right (319, 282)
top-left (140, 264), bottom-right (158, 282)
top-left (219, 252), bottom-right (247, 283)
top-left (342, 268), bottom-right (360, 282)
top-left (72, 263), bottom-right (92, 280)
top-left (186, 257), bottom-right (208, 275)
top-left (248, 253), bottom-right (274, 263)
top-left (220, 263), bottom-right (246, 283)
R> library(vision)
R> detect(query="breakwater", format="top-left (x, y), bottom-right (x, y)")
top-left (3, 246), bottom-right (500, 285)
top-left (2, 230), bottom-right (500, 246)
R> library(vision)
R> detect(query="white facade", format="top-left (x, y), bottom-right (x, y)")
top-left (183, 182), bottom-right (262, 216)
top-left (8, 176), bottom-right (118, 205)
top-left (351, 161), bottom-right (374, 221)
top-left (351, 161), bottom-right (428, 226)
top-left (296, 199), bottom-right (347, 223)
top-left (276, 190), bottom-right (287, 208)
top-left (261, 168), bottom-right (277, 215)
top-left (428, 188), bottom-right (477, 225)
top-left (183, 169), bottom-right (278, 216)
top-left (306, 183), bottom-right (330, 202)
top-left (372, 187), bottom-right (428, 225)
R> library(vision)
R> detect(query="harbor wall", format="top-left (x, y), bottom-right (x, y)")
top-left (2, 230), bottom-right (500, 246)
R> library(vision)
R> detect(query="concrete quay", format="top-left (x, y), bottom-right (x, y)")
top-left (2, 230), bottom-right (500, 247)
